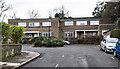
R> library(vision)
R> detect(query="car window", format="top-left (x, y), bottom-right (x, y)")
top-left (107, 38), bottom-right (118, 43)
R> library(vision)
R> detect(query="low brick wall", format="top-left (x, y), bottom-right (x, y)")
top-left (0, 44), bottom-right (22, 61)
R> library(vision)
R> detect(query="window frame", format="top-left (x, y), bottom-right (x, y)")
top-left (42, 22), bottom-right (51, 26)
top-left (76, 21), bottom-right (87, 26)
top-left (65, 21), bottom-right (73, 26)
top-left (18, 22), bottom-right (26, 27)
top-left (29, 22), bottom-right (40, 27)
top-left (90, 20), bottom-right (99, 25)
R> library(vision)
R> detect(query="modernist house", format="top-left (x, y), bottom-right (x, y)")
top-left (8, 17), bottom-right (115, 40)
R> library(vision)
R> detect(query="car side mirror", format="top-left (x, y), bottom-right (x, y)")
top-left (118, 41), bottom-right (120, 45)
top-left (104, 41), bottom-right (106, 43)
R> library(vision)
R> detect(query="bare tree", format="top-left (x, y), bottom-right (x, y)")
top-left (9, 12), bottom-right (16, 19)
top-left (53, 5), bottom-right (70, 18)
top-left (0, 0), bottom-right (11, 21)
top-left (28, 10), bottom-right (40, 19)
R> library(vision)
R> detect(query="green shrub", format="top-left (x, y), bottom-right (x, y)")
top-left (33, 40), bottom-right (42, 47)
top-left (53, 40), bottom-right (65, 47)
top-left (110, 29), bottom-right (120, 39)
top-left (78, 36), bottom-right (101, 44)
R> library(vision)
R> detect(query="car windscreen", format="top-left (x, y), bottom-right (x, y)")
top-left (106, 38), bottom-right (118, 43)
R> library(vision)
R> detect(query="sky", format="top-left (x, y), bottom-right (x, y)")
top-left (5, 0), bottom-right (110, 20)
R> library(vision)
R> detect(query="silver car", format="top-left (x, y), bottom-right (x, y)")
top-left (100, 38), bottom-right (118, 53)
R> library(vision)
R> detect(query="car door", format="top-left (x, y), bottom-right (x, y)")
top-left (101, 39), bottom-right (106, 49)
top-left (117, 40), bottom-right (120, 55)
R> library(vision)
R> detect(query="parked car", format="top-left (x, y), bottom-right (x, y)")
top-left (100, 38), bottom-right (118, 53)
top-left (114, 39), bottom-right (120, 57)
top-left (63, 40), bottom-right (70, 45)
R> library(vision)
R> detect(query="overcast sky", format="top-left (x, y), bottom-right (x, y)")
top-left (6, 0), bottom-right (107, 19)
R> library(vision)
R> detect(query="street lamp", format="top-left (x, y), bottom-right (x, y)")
top-left (48, 16), bottom-right (52, 38)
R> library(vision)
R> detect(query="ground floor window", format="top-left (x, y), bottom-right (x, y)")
top-left (29, 34), bottom-right (32, 37)
top-left (42, 32), bottom-right (52, 37)
top-left (65, 32), bottom-right (74, 38)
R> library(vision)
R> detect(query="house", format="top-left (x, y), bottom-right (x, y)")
top-left (8, 17), bottom-right (115, 40)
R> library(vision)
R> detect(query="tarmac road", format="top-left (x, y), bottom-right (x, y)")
top-left (19, 44), bottom-right (119, 69)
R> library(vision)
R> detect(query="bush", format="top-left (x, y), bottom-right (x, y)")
top-left (0, 22), bottom-right (24, 44)
top-left (33, 37), bottom-right (64, 47)
top-left (46, 40), bottom-right (54, 47)
top-left (78, 36), bottom-right (101, 44)
top-left (110, 29), bottom-right (120, 39)
top-left (33, 40), bottom-right (42, 47)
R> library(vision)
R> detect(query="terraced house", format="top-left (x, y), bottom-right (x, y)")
top-left (8, 17), bottom-right (115, 40)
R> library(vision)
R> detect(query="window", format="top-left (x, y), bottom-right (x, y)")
top-left (89, 32), bottom-right (92, 36)
top-left (29, 22), bottom-right (40, 27)
top-left (29, 34), bottom-right (32, 37)
top-left (18, 22), bottom-right (26, 27)
top-left (93, 32), bottom-right (96, 36)
top-left (42, 32), bottom-right (52, 37)
top-left (34, 34), bottom-right (38, 37)
top-left (76, 21), bottom-right (87, 25)
top-left (65, 21), bottom-right (73, 26)
top-left (25, 34), bottom-right (28, 37)
top-left (42, 22), bottom-right (51, 26)
top-left (65, 32), bottom-right (74, 38)
top-left (90, 21), bottom-right (99, 25)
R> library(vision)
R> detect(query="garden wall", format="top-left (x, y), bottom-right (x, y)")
top-left (0, 44), bottom-right (22, 61)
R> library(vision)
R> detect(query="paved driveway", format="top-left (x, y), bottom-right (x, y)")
top-left (19, 44), bottom-right (119, 68)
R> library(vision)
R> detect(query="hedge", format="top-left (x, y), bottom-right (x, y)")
top-left (110, 29), bottom-right (120, 39)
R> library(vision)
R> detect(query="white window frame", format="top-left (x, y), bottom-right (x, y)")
top-left (76, 21), bottom-right (87, 25)
top-left (65, 32), bottom-right (74, 38)
top-left (90, 21), bottom-right (99, 25)
top-left (29, 22), bottom-right (40, 27)
top-left (42, 22), bottom-right (51, 26)
top-left (42, 32), bottom-right (52, 37)
top-left (18, 22), bottom-right (26, 27)
top-left (65, 21), bottom-right (73, 26)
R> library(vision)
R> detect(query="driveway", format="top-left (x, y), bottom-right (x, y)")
top-left (19, 44), bottom-right (119, 68)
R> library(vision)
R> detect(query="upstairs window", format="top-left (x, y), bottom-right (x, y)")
top-left (18, 22), bottom-right (26, 27)
top-left (90, 21), bottom-right (99, 25)
top-left (29, 22), bottom-right (40, 27)
top-left (65, 21), bottom-right (73, 26)
top-left (42, 22), bottom-right (51, 26)
top-left (76, 21), bottom-right (87, 25)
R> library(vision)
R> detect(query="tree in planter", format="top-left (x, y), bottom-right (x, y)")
top-left (10, 25), bottom-right (24, 44)
top-left (1, 22), bottom-right (11, 44)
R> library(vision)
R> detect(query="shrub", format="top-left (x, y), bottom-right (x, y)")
top-left (10, 25), bottom-right (24, 44)
top-left (33, 37), bottom-right (65, 47)
top-left (33, 40), bottom-right (42, 47)
top-left (78, 36), bottom-right (101, 44)
top-left (110, 29), bottom-right (120, 39)
top-left (46, 40), bottom-right (55, 47)
top-left (1, 22), bottom-right (11, 44)
top-left (0, 22), bottom-right (24, 44)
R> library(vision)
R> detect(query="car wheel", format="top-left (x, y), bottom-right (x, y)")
top-left (104, 47), bottom-right (107, 53)
top-left (114, 50), bottom-right (117, 57)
